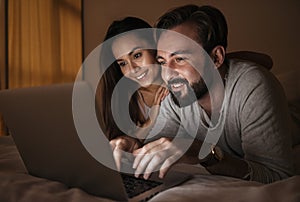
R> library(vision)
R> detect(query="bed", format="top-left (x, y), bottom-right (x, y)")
top-left (0, 135), bottom-right (299, 202)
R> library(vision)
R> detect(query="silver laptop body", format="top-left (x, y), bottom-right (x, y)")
top-left (0, 82), bottom-right (190, 201)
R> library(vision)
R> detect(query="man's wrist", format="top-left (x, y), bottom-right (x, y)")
top-left (199, 146), bottom-right (224, 167)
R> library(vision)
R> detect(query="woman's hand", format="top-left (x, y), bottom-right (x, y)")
top-left (135, 87), bottom-right (169, 140)
top-left (149, 86), bottom-right (168, 124)
top-left (110, 135), bottom-right (141, 171)
top-left (153, 86), bottom-right (169, 106)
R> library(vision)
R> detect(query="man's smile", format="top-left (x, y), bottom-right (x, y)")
top-left (168, 78), bottom-right (189, 92)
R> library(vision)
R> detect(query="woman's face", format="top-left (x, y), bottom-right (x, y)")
top-left (111, 33), bottom-right (160, 87)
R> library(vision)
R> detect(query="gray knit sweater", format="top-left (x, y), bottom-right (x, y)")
top-left (148, 59), bottom-right (294, 183)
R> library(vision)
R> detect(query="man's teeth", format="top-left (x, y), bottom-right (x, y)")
top-left (172, 83), bottom-right (184, 88)
top-left (136, 72), bottom-right (146, 80)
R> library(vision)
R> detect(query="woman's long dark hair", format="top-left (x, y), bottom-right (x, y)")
top-left (96, 17), bottom-right (154, 140)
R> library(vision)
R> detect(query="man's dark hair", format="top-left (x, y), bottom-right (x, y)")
top-left (155, 4), bottom-right (228, 53)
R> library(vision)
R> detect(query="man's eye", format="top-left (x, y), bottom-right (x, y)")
top-left (175, 57), bottom-right (186, 63)
top-left (133, 52), bottom-right (142, 59)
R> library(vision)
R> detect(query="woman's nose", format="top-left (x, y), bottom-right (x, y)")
top-left (128, 61), bottom-right (141, 73)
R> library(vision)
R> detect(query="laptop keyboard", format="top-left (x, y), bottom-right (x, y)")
top-left (121, 174), bottom-right (163, 198)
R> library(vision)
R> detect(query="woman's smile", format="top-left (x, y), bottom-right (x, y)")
top-left (136, 69), bottom-right (148, 80)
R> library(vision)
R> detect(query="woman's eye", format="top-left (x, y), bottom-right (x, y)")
top-left (133, 52), bottom-right (142, 59)
top-left (118, 61), bottom-right (127, 67)
top-left (157, 60), bottom-right (166, 65)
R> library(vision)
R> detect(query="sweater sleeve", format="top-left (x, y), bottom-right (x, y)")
top-left (238, 67), bottom-right (294, 183)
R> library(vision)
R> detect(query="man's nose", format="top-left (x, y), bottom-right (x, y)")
top-left (162, 65), bottom-right (178, 83)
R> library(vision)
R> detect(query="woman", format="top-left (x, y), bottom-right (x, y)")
top-left (96, 17), bottom-right (168, 169)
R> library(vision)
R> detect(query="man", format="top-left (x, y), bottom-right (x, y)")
top-left (132, 5), bottom-right (294, 183)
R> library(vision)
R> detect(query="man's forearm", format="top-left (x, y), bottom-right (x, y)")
top-left (205, 151), bottom-right (250, 179)
top-left (180, 140), bottom-right (250, 180)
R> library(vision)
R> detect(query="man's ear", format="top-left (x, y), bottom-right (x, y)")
top-left (210, 46), bottom-right (225, 68)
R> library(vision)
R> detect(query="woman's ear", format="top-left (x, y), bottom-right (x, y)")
top-left (210, 46), bottom-right (225, 68)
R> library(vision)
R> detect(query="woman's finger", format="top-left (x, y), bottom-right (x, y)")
top-left (153, 86), bottom-right (165, 105)
top-left (113, 146), bottom-right (123, 171)
top-left (161, 88), bottom-right (169, 101)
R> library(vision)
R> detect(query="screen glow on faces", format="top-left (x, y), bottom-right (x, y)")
top-left (112, 33), bottom-right (159, 87)
top-left (72, 28), bottom-right (225, 173)
top-left (156, 27), bottom-right (209, 107)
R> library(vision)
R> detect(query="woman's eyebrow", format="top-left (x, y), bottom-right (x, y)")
top-left (156, 55), bottom-right (164, 61)
top-left (128, 46), bottom-right (143, 56)
top-left (115, 46), bottom-right (144, 62)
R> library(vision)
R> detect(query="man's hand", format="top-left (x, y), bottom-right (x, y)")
top-left (132, 137), bottom-right (199, 179)
top-left (110, 135), bottom-right (141, 171)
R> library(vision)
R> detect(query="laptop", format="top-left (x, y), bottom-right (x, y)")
top-left (0, 82), bottom-right (191, 202)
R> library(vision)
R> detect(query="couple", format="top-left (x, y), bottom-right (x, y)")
top-left (96, 4), bottom-right (296, 183)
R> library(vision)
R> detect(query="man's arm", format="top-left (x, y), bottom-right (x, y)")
top-left (133, 95), bottom-right (193, 179)
top-left (202, 66), bottom-right (294, 183)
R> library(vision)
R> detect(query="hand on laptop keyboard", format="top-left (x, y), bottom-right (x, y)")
top-left (110, 135), bottom-right (141, 171)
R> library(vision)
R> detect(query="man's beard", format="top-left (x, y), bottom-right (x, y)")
top-left (168, 77), bottom-right (208, 108)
